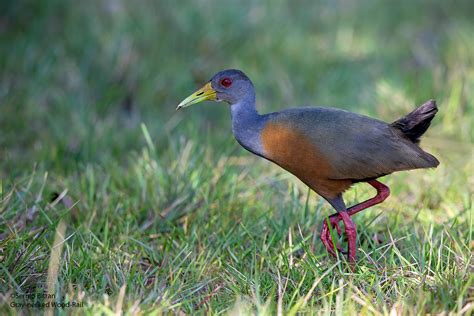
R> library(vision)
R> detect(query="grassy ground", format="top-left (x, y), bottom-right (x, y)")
top-left (1, 0), bottom-right (473, 314)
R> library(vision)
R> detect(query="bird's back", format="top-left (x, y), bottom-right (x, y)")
top-left (259, 106), bottom-right (438, 198)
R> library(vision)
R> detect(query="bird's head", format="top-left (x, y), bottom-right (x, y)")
top-left (176, 69), bottom-right (254, 110)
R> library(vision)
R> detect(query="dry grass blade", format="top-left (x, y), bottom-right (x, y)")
top-left (45, 219), bottom-right (67, 316)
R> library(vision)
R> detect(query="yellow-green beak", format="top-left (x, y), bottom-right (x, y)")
top-left (176, 82), bottom-right (217, 110)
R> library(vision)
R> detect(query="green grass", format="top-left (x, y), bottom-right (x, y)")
top-left (1, 0), bottom-right (473, 314)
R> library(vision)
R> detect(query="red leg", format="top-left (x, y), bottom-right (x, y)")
top-left (346, 180), bottom-right (390, 217)
top-left (321, 180), bottom-right (390, 260)
top-left (339, 212), bottom-right (357, 262)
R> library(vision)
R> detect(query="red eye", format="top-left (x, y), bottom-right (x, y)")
top-left (220, 78), bottom-right (232, 88)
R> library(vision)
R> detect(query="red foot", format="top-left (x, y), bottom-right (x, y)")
top-left (320, 214), bottom-right (343, 257)
top-left (320, 180), bottom-right (390, 262)
top-left (320, 212), bottom-right (356, 262)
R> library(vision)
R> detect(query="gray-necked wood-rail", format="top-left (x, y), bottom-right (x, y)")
top-left (177, 69), bottom-right (439, 263)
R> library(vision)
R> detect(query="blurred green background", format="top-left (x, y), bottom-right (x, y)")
top-left (1, 0), bottom-right (473, 314)
top-left (1, 0), bottom-right (472, 174)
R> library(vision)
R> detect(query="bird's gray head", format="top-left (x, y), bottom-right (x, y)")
top-left (176, 69), bottom-right (254, 110)
top-left (210, 69), bottom-right (254, 105)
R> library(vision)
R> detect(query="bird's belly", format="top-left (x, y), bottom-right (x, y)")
top-left (260, 122), bottom-right (352, 198)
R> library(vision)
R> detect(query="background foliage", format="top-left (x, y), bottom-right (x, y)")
top-left (1, 0), bottom-right (472, 314)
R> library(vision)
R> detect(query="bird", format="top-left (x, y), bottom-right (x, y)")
top-left (177, 69), bottom-right (439, 263)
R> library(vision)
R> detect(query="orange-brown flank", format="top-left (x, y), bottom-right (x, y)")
top-left (261, 122), bottom-right (352, 199)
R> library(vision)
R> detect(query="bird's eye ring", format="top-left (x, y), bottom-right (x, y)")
top-left (220, 78), bottom-right (232, 88)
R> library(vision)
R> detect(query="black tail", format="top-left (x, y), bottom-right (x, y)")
top-left (391, 100), bottom-right (438, 144)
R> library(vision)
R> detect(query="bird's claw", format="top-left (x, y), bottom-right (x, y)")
top-left (320, 212), bottom-right (357, 264)
top-left (320, 214), bottom-right (344, 256)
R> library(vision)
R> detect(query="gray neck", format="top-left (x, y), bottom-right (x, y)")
top-left (230, 94), bottom-right (266, 156)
